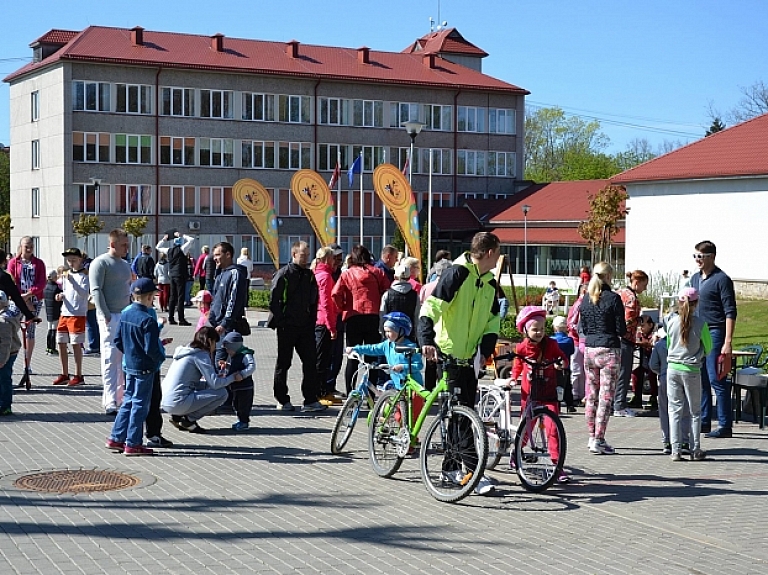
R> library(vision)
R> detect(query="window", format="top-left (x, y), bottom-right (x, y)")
top-left (200, 90), bottom-right (234, 119)
top-left (318, 97), bottom-right (347, 125)
top-left (277, 188), bottom-right (302, 216)
top-left (159, 185), bottom-right (196, 214)
top-left (115, 134), bottom-right (152, 164)
top-left (160, 137), bottom-right (195, 166)
top-left (73, 132), bottom-right (110, 163)
top-left (199, 186), bottom-right (234, 215)
top-left (72, 81), bottom-right (110, 112)
top-left (457, 106), bottom-right (485, 132)
top-left (424, 104), bottom-right (452, 131)
top-left (31, 140), bottom-right (40, 169)
top-left (457, 149), bottom-right (486, 176)
top-left (76, 183), bottom-right (111, 214)
top-left (115, 184), bottom-right (152, 214)
top-left (277, 95), bottom-right (311, 123)
top-left (241, 235), bottom-right (268, 263)
top-left (31, 188), bottom-right (40, 217)
top-left (417, 191), bottom-right (452, 209)
top-left (242, 140), bottom-right (276, 169)
top-left (277, 142), bottom-right (311, 170)
top-left (390, 102), bottom-right (421, 127)
top-left (31, 91), bottom-right (39, 122)
top-left (352, 100), bottom-right (383, 127)
top-left (199, 138), bottom-right (234, 167)
top-left (487, 151), bottom-right (516, 177)
top-left (242, 93), bottom-right (275, 121)
top-left (115, 84), bottom-right (151, 114)
top-left (351, 146), bottom-right (385, 172)
top-left (416, 148), bottom-right (452, 175)
top-left (350, 190), bottom-right (381, 217)
top-left (317, 144), bottom-right (349, 171)
top-left (488, 108), bottom-right (515, 134)
top-left (161, 87), bottom-right (195, 116)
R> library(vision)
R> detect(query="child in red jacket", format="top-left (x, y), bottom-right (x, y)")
top-left (511, 306), bottom-right (569, 482)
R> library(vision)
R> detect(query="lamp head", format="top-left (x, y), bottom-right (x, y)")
top-left (522, 204), bottom-right (531, 216)
top-left (401, 121), bottom-right (425, 141)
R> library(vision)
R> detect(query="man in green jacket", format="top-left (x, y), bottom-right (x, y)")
top-left (418, 231), bottom-right (501, 495)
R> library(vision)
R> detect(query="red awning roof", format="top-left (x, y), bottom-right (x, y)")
top-left (490, 227), bottom-right (625, 246)
top-left (31, 29), bottom-right (79, 46)
top-left (612, 112), bottom-right (768, 183)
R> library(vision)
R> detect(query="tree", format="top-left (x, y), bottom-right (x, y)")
top-left (614, 138), bottom-right (657, 171)
top-left (578, 184), bottom-right (629, 266)
top-left (705, 117), bottom-right (726, 136)
top-left (72, 213), bottom-right (105, 253)
top-left (0, 149), bottom-right (9, 215)
top-left (728, 80), bottom-right (768, 123)
top-left (123, 216), bottom-right (149, 258)
top-left (0, 214), bottom-right (12, 251)
top-left (524, 107), bottom-right (611, 182)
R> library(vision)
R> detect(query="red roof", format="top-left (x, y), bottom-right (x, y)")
top-left (490, 180), bottom-right (612, 223)
top-left (402, 28), bottom-right (488, 58)
top-left (31, 29), bottom-right (79, 46)
top-left (430, 207), bottom-right (481, 231)
top-left (612, 112), bottom-right (768, 183)
top-left (6, 26), bottom-right (525, 94)
top-left (462, 198), bottom-right (514, 223)
top-left (490, 226), bottom-right (624, 245)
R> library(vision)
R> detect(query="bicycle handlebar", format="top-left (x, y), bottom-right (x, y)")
top-left (494, 350), bottom-right (564, 370)
top-left (345, 350), bottom-right (391, 372)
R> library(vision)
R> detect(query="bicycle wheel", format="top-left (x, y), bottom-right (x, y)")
top-left (420, 405), bottom-right (489, 503)
top-left (368, 389), bottom-right (408, 478)
top-left (330, 392), bottom-right (363, 454)
top-left (513, 406), bottom-right (567, 493)
top-left (477, 391), bottom-right (504, 470)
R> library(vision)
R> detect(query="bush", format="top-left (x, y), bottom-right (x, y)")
top-left (249, 289), bottom-right (270, 309)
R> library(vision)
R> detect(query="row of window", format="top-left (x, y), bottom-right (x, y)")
top-left (68, 81), bottom-right (517, 133)
top-left (70, 132), bottom-right (517, 177)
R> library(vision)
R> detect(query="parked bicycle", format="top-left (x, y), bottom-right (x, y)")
top-left (330, 351), bottom-right (390, 455)
top-left (368, 346), bottom-right (489, 503)
top-left (492, 351), bottom-right (568, 492)
top-left (476, 377), bottom-right (515, 470)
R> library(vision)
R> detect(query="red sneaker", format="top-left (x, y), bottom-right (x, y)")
top-left (124, 445), bottom-right (154, 456)
top-left (52, 374), bottom-right (70, 385)
top-left (67, 375), bottom-right (85, 387)
top-left (105, 439), bottom-right (125, 452)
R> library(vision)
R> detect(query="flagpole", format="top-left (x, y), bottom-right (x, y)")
top-left (358, 151), bottom-right (364, 246)
top-left (428, 148), bottom-right (433, 275)
top-left (381, 149), bottom-right (386, 250)
top-left (336, 151), bottom-right (341, 245)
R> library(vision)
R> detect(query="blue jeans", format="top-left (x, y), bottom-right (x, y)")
top-left (86, 308), bottom-right (100, 351)
top-left (701, 326), bottom-right (730, 429)
top-left (184, 280), bottom-right (193, 305)
top-left (109, 371), bottom-right (155, 447)
top-left (0, 354), bottom-right (18, 410)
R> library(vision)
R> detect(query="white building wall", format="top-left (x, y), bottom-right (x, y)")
top-left (624, 177), bottom-right (768, 283)
top-left (9, 64), bottom-right (68, 267)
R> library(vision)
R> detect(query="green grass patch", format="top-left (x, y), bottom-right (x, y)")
top-left (732, 300), bottom-right (768, 349)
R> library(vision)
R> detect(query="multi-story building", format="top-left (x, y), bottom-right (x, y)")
top-left (5, 25), bottom-right (528, 269)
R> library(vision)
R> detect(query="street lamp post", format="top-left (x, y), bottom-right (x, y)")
top-left (522, 204), bottom-right (531, 300)
top-left (401, 121), bottom-right (424, 258)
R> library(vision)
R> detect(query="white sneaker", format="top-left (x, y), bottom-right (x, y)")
top-left (613, 408), bottom-right (637, 418)
top-left (587, 437), bottom-right (596, 450)
top-left (441, 469), bottom-right (469, 485)
top-left (474, 475), bottom-right (496, 495)
top-left (590, 439), bottom-right (616, 455)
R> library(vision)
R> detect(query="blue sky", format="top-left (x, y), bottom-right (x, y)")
top-left (2, 0), bottom-right (766, 152)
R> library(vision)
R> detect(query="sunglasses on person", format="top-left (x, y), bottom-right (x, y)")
top-left (692, 253), bottom-right (713, 260)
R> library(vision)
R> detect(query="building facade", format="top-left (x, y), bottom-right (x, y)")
top-left (5, 26), bottom-right (528, 270)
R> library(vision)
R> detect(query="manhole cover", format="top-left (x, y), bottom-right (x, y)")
top-left (13, 470), bottom-right (141, 493)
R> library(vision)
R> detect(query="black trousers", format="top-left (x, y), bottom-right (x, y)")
top-left (344, 314), bottom-right (382, 395)
top-left (233, 387), bottom-right (254, 423)
top-left (442, 363), bottom-right (479, 472)
top-left (326, 316), bottom-right (344, 393)
top-left (168, 277), bottom-right (187, 322)
top-left (46, 326), bottom-right (57, 352)
top-left (315, 324), bottom-right (333, 396)
top-left (145, 371), bottom-right (163, 438)
top-left (273, 326), bottom-right (320, 406)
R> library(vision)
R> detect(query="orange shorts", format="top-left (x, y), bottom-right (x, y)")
top-left (56, 316), bottom-right (87, 344)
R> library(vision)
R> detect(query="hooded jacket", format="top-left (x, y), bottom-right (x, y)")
top-left (160, 345), bottom-right (235, 410)
top-left (209, 263), bottom-right (249, 332)
top-left (314, 261), bottom-right (338, 333)
top-left (380, 280), bottom-right (418, 336)
top-left (332, 264), bottom-right (390, 321)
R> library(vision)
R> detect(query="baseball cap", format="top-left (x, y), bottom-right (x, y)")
top-left (131, 277), bottom-right (159, 295)
top-left (62, 247), bottom-right (83, 258)
top-left (329, 243), bottom-right (343, 256)
top-left (222, 331), bottom-right (244, 351)
top-left (192, 290), bottom-right (213, 303)
top-left (678, 287), bottom-right (699, 302)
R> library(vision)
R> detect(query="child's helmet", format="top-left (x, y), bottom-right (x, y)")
top-left (382, 312), bottom-right (412, 338)
top-left (515, 305), bottom-right (547, 333)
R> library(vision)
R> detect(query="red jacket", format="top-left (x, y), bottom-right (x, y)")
top-left (511, 337), bottom-right (567, 403)
top-left (314, 261), bottom-right (338, 333)
top-left (193, 253), bottom-right (207, 278)
top-left (7, 255), bottom-right (46, 301)
top-left (331, 264), bottom-right (390, 321)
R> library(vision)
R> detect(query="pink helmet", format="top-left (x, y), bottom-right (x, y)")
top-left (678, 287), bottom-right (699, 302)
top-left (516, 305), bottom-right (547, 333)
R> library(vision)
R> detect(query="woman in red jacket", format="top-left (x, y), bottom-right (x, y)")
top-left (7, 236), bottom-right (46, 372)
top-left (331, 245), bottom-right (391, 394)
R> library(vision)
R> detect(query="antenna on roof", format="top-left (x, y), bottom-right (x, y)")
top-left (437, 20), bottom-right (448, 31)
top-left (429, 17), bottom-right (435, 33)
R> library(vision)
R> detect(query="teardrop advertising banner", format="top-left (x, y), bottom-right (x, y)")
top-left (373, 163), bottom-right (421, 270)
top-left (289, 170), bottom-right (337, 247)
top-left (232, 178), bottom-right (280, 269)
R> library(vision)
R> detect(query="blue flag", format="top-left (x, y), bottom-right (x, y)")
top-left (347, 155), bottom-right (362, 188)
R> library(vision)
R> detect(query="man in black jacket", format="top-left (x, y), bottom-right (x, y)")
top-left (134, 245), bottom-right (155, 280)
top-left (156, 230), bottom-right (195, 325)
top-left (269, 241), bottom-right (326, 413)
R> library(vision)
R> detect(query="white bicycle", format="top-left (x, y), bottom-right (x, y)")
top-left (476, 378), bottom-right (516, 470)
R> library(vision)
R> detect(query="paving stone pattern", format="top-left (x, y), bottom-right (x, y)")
top-left (1, 308), bottom-right (766, 574)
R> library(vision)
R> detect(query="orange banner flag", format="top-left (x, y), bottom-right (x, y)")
top-left (373, 164), bottom-right (421, 274)
top-left (232, 178), bottom-right (280, 269)
top-left (289, 170), bottom-right (337, 247)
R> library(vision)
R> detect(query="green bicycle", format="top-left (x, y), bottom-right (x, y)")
top-left (367, 346), bottom-right (489, 503)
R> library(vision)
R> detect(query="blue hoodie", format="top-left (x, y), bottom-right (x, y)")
top-left (353, 338), bottom-right (424, 388)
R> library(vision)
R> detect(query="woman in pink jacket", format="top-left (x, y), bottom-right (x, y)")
top-left (331, 245), bottom-right (391, 394)
top-left (7, 236), bottom-right (46, 371)
top-left (314, 247), bottom-right (340, 401)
